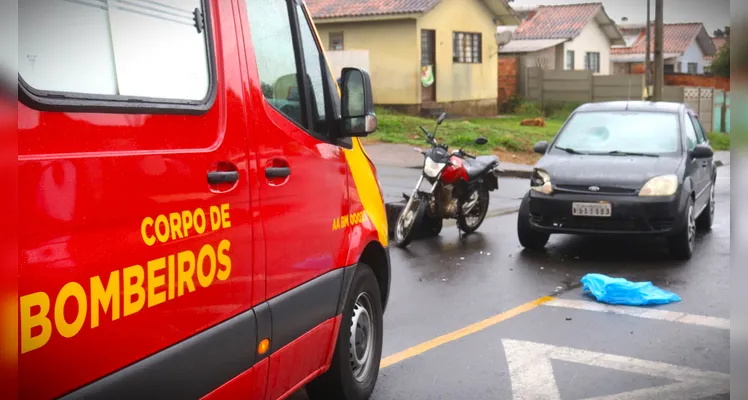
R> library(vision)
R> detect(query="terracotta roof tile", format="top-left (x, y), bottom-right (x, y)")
top-left (306, 0), bottom-right (441, 19)
top-left (611, 23), bottom-right (704, 56)
top-left (512, 3), bottom-right (602, 40)
top-left (705, 36), bottom-right (728, 61)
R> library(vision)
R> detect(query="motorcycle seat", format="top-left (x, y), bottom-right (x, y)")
top-left (464, 155), bottom-right (499, 179)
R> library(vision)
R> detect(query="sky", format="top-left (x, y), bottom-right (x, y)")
top-left (507, 0), bottom-right (730, 34)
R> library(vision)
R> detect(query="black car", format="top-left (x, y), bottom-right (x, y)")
top-left (517, 101), bottom-right (717, 260)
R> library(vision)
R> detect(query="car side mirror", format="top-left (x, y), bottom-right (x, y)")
top-left (691, 143), bottom-right (714, 159)
top-left (475, 136), bottom-right (488, 145)
top-left (437, 112), bottom-right (447, 125)
top-left (533, 141), bottom-right (549, 154)
top-left (339, 67), bottom-right (377, 137)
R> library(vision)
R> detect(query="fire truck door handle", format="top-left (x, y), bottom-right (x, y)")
top-left (207, 171), bottom-right (239, 184)
top-left (265, 167), bottom-right (291, 178)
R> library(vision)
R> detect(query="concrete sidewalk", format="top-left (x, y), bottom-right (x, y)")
top-left (364, 143), bottom-right (730, 178)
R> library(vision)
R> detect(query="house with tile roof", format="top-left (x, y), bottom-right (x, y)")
top-left (610, 22), bottom-right (717, 75)
top-left (306, 0), bottom-right (520, 116)
top-left (498, 3), bottom-right (625, 75)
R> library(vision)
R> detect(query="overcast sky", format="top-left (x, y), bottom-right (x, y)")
top-left (508, 0), bottom-right (730, 34)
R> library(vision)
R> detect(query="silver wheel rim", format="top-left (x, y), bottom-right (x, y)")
top-left (687, 204), bottom-right (695, 251)
top-left (396, 199), bottom-right (418, 241)
top-left (463, 190), bottom-right (486, 228)
top-left (350, 292), bottom-right (375, 382)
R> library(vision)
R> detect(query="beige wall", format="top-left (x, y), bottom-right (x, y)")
top-left (563, 20), bottom-right (612, 75)
top-left (521, 46), bottom-right (557, 71)
top-left (316, 20), bottom-right (418, 105)
top-left (417, 0), bottom-right (499, 104)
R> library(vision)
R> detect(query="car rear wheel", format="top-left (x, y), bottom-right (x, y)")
top-left (306, 264), bottom-right (383, 400)
top-left (517, 193), bottom-right (549, 250)
top-left (668, 196), bottom-right (695, 260)
top-left (696, 181), bottom-right (715, 231)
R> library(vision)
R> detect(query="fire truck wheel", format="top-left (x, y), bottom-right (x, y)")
top-left (306, 263), bottom-right (384, 400)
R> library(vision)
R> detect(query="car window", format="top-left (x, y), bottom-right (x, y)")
top-left (689, 114), bottom-right (707, 144)
top-left (684, 115), bottom-right (698, 150)
top-left (295, 2), bottom-right (330, 135)
top-left (553, 111), bottom-right (680, 155)
top-left (245, 0), bottom-right (304, 126)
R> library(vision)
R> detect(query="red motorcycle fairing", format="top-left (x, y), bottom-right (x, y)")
top-left (441, 155), bottom-right (469, 184)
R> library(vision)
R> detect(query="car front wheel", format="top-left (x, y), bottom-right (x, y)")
top-left (668, 196), bottom-right (696, 260)
top-left (517, 193), bottom-right (550, 250)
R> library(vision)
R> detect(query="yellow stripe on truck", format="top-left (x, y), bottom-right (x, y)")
top-left (344, 138), bottom-right (389, 246)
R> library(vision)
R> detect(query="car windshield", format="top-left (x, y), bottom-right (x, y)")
top-left (553, 111), bottom-right (680, 155)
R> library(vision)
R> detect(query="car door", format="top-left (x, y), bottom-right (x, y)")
top-left (687, 111), bottom-right (713, 212)
top-left (238, 0), bottom-right (350, 397)
top-left (18, 1), bottom-right (255, 398)
top-left (682, 111), bottom-right (708, 212)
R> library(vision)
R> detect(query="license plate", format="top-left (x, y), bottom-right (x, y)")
top-left (572, 202), bottom-right (612, 217)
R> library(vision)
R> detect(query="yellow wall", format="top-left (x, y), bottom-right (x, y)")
top-left (417, 0), bottom-right (499, 104)
top-left (316, 20), bottom-right (419, 105)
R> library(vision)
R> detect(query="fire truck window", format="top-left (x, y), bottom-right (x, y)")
top-left (295, 3), bottom-right (330, 135)
top-left (19, 0), bottom-right (212, 102)
top-left (245, 0), bottom-right (304, 128)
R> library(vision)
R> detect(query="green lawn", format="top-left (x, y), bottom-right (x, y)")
top-left (367, 107), bottom-right (731, 156)
top-left (369, 108), bottom-right (563, 155)
top-left (708, 132), bottom-right (730, 151)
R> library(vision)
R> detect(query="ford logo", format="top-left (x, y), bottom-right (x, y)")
top-left (588, 186), bottom-right (600, 192)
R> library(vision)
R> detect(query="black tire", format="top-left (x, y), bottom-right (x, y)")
top-left (421, 216), bottom-right (443, 238)
top-left (385, 201), bottom-right (406, 238)
top-left (696, 180), bottom-right (715, 231)
top-left (393, 193), bottom-right (427, 248)
top-left (457, 186), bottom-right (489, 234)
top-left (517, 193), bottom-right (549, 250)
top-left (306, 264), bottom-right (384, 400)
top-left (668, 196), bottom-right (696, 260)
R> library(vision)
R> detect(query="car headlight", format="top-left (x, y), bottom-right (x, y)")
top-left (639, 174), bottom-right (678, 196)
top-left (423, 157), bottom-right (447, 178)
top-left (530, 169), bottom-right (553, 194)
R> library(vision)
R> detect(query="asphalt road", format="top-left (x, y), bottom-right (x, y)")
top-left (295, 166), bottom-right (730, 399)
top-left (376, 165), bottom-right (530, 216)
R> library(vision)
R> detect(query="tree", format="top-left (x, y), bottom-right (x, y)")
top-left (711, 44), bottom-right (729, 78)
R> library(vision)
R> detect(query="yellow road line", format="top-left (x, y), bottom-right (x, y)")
top-left (380, 296), bottom-right (554, 369)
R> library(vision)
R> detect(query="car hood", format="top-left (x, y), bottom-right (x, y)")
top-left (536, 154), bottom-right (683, 189)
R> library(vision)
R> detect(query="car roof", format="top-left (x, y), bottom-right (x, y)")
top-left (573, 101), bottom-right (686, 114)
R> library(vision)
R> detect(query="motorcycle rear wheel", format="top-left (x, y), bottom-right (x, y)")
top-left (457, 186), bottom-right (489, 234)
top-left (394, 192), bottom-right (427, 248)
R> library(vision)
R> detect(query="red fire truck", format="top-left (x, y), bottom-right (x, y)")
top-left (17, 0), bottom-right (391, 399)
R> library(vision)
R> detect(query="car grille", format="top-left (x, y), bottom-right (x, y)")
top-left (554, 184), bottom-right (637, 195)
top-left (531, 214), bottom-right (674, 233)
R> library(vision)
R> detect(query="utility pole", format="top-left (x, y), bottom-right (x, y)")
top-left (653, 0), bottom-right (664, 101)
top-left (645, 0), bottom-right (651, 97)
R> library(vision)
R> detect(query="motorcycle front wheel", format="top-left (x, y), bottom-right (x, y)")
top-left (394, 192), bottom-right (427, 248)
top-left (457, 186), bottom-right (489, 234)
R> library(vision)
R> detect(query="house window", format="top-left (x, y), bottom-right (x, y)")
top-left (329, 32), bottom-right (344, 51)
top-left (566, 50), bottom-right (575, 70)
top-left (452, 32), bottom-right (482, 63)
top-left (704, 64), bottom-right (712, 74)
top-left (688, 62), bottom-right (698, 74)
top-left (584, 52), bottom-right (600, 73)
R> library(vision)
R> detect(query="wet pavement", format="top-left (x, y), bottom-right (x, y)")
top-left (295, 166), bottom-right (730, 399)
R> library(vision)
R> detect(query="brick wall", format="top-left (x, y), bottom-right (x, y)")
top-left (498, 56), bottom-right (518, 105)
top-left (664, 73), bottom-right (730, 91)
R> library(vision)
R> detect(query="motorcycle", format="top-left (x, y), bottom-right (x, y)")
top-left (393, 112), bottom-right (501, 248)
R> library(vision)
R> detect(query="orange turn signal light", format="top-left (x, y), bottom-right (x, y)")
top-left (258, 338), bottom-right (270, 355)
